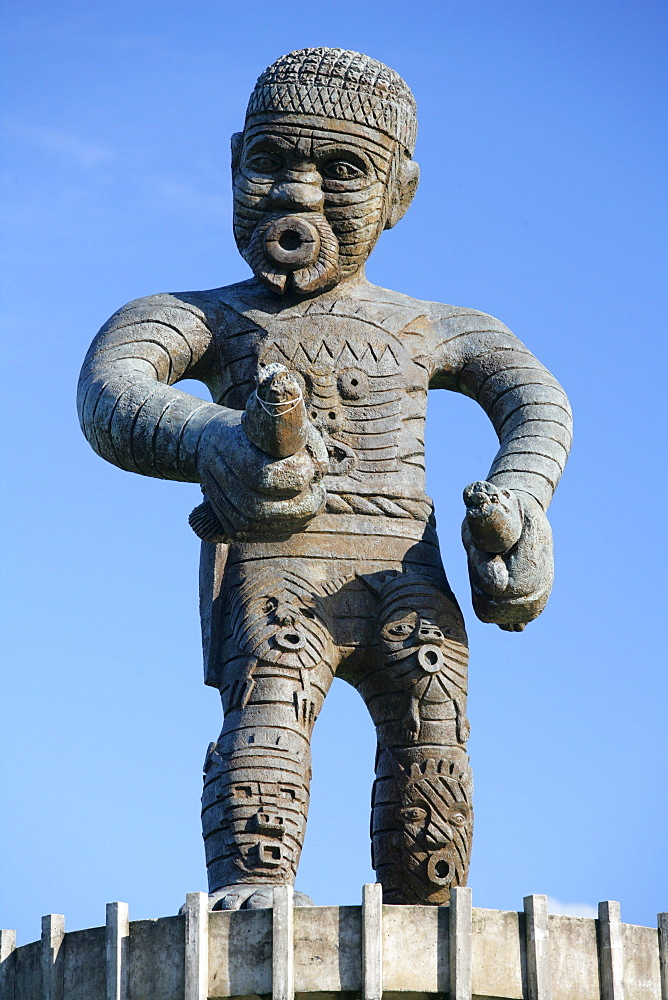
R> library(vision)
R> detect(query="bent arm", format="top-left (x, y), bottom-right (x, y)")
top-left (427, 307), bottom-right (572, 627)
top-left (428, 309), bottom-right (572, 509)
top-left (77, 293), bottom-right (230, 482)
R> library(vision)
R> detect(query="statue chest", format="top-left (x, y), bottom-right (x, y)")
top-left (220, 311), bottom-right (427, 481)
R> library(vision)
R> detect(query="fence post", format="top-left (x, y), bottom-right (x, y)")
top-left (184, 892), bottom-right (209, 1000)
top-left (449, 887), bottom-right (472, 1000)
top-left (598, 900), bottom-right (625, 1000)
top-left (106, 902), bottom-right (129, 1000)
top-left (272, 885), bottom-right (294, 1000)
top-left (362, 883), bottom-right (383, 1000)
top-left (0, 928), bottom-right (17, 1000)
top-left (41, 914), bottom-right (65, 1000)
top-left (523, 895), bottom-right (551, 1000)
top-left (658, 912), bottom-right (668, 1000)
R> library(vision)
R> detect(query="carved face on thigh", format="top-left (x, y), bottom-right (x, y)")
top-left (232, 114), bottom-right (400, 294)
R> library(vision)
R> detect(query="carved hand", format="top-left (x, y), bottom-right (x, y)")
top-left (461, 481), bottom-right (554, 630)
top-left (192, 368), bottom-right (329, 543)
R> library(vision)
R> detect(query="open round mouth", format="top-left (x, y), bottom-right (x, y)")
top-left (418, 643), bottom-right (444, 673)
top-left (427, 848), bottom-right (456, 886)
top-left (275, 626), bottom-right (306, 651)
top-left (263, 216), bottom-right (321, 270)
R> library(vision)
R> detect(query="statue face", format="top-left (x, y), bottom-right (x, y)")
top-left (232, 113), bottom-right (415, 295)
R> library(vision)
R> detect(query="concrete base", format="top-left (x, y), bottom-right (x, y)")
top-left (1, 887), bottom-right (666, 1000)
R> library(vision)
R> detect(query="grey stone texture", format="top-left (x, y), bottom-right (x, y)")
top-left (523, 894), bottom-right (551, 1000)
top-left (2, 890), bottom-right (665, 1000)
top-left (76, 48), bottom-right (572, 906)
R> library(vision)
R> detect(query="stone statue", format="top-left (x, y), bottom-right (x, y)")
top-left (77, 48), bottom-right (571, 910)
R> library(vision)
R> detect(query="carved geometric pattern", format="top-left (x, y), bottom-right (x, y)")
top-left (372, 749), bottom-right (473, 905)
top-left (202, 738), bottom-right (310, 889)
top-left (246, 47), bottom-right (418, 153)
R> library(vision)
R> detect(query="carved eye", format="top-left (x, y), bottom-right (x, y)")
top-left (448, 804), bottom-right (470, 828)
top-left (388, 622), bottom-right (413, 637)
top-left (322, 159), bottom-right (365, 181)
top-left (247, 152), bottom-right (282, 174)
top-left (398, 806), bottom-right (427, 824)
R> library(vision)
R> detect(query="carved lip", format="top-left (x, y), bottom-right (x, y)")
top-left (263, 216), bottom-right (321, 269)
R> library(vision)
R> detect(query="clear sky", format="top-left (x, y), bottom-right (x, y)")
top-left (1, 0), bottom-right (666, 945)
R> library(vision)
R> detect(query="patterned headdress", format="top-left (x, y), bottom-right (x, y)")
top-left (246, 48), bottom-right (417, 155)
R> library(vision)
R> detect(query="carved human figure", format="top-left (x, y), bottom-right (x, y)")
top-left (78, 48), bottom-right (571, 909)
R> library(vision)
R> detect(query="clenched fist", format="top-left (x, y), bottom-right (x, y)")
top-left (462, 481), bottom-right (554, 631)
top-left (190, 365), bottom-right (329, 543)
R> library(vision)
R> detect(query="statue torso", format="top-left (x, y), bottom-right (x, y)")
top-left (209, 280), bottom-right (434, 511)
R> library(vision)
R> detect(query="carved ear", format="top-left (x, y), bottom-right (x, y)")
top-left (231, 132), bottom-right (243, 176)
top-left (384, 157), bottom-right (420, 230)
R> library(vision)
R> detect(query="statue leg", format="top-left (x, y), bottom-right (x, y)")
top-left (357, 571), bottom-right (473, 904)
top-left (201, 560), bottom-right (339, 909)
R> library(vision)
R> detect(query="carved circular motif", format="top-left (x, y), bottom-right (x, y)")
top-left (338, 368), bottom-right (369, 399)
top-left (427, 848), bottom-right (456, 886)
top-left (417, 643), bottom-right (444, 673)
top-left (263, 216), bottom-right (321, 269)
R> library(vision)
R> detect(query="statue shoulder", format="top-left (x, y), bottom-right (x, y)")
top-left (87, 287), bottom-right (237, 383)
top-left (359, 283), bottom-right (511, 349)
top-left (105, 288), bottom-right (226, 335)
top-left (416, 299), bottom-right (512, 341)
top-left (362, 291), bottom-right (520, 387)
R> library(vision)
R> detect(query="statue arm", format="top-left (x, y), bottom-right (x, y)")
top-left (427, 308), bottom-right (572, 628)
top-left (77, 293), bottom-right (231, 483)
top-left (77, 292), bottom-right (328, 539)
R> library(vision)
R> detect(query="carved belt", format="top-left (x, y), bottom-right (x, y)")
top-left (324, 492), bottom-right (433, 522)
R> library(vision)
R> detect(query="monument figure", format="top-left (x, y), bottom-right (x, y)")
top-left (77, 48), bottom-right (571, 911)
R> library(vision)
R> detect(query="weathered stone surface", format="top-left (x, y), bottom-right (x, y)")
top-left (621, 922), bottom-right (662, 1000)
top-left (3, 890), bottom-right (663, 1000)
top-left (209, 908), bottom-right (272, 997)
top-left (128, 916), bottom-right (184, 999)
top-left (471, 907), bottom-right (524, 999)
top-left (548, 914), bottom-right (600, 1000)
top-left (76, 47), bottom-right (572, 905)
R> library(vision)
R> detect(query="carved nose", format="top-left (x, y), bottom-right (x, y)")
top-left (270, 181), bottom-right (324, 213)
top-left (425, 825), bottom-right (453, 848)
top-left (418, 625), bottom-right (443, 642)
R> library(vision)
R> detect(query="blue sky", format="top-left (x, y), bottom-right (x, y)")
top-left (1, 0), bottom-right (666, 945)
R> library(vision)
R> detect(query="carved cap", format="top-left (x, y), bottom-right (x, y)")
top-left (246, 47), bottom-right (417, 155)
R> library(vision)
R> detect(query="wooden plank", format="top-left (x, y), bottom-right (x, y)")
top-left (362, 883), bottom-right (383, 1000)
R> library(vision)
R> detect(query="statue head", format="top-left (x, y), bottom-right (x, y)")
top-left (232, 47), bottom-right (419, 295)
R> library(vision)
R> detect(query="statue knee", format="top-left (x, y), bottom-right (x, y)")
top-left (216, 564), bottom-right (339, 731)
top-left (360, 574), bottom-right (470, 747)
